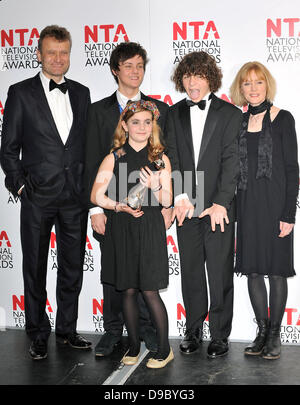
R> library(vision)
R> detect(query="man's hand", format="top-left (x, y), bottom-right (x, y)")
top-left (199, 203), bottom-right (229, 232)
top-left (171, 198), bottom-right (194, 226)
top-left (91, 213), bottom-right (107, 235)
top-left (279, 221), bottom-right (294, 238)
top-left (161, 207), bottom-right (174, 230)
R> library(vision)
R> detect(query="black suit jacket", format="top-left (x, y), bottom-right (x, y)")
top-left (84, 91), bottom-right (178, 209)
top-left (168, 94), bottom-right (242, 221)
top-left (0, 73), bottom-right (91, 207)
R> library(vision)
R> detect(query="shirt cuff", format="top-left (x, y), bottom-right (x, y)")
top-left (174, 193), bottom-right (189, 204)
top-left (18, 185), bottom-right (25, 195)
top-left (89, 206), bottom-right (104, 216)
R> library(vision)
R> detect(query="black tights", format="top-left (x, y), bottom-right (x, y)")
top-left (247, 273), bottom-right (288, 325)
top-left (122, 288), bottom-right (170, 359)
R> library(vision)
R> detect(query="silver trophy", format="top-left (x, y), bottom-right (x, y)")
top-left (124, 158), bottom-right (165, 209)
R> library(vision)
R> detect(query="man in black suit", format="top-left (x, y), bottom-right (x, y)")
top-left (0, 25), bottom-right (92, 360)
top-left (169, 52), bottom-right (242, 358)
top-left (84, 42), bottom-right (177, 356)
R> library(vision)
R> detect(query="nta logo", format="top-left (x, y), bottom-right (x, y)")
top-left (173, 21), bottom-right (220, 40)
top-left (84, 24), bottom-right (128, 43)
top-left (0, 231), bottom-right (11, 247)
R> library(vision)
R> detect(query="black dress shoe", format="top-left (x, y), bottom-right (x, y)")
top-left (29, 339), bottom-right (48, 360)
top-left (179, 328), bottom-right (202, 354)
top-left (56, 333), bottom-right (92, 349)
top-left (207, 339), bottom-right (229, 358)
top-left (94, 332), bottom-right (121, 356)
top-left (140, 326), bottom-right (158, 352)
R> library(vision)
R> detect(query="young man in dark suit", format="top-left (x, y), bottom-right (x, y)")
top-left (84, 42), bottom-right (177, 357)
top-left (169, 51), bottom-right (242, 358)
top-left (0, 25), bottom-right (92, 360)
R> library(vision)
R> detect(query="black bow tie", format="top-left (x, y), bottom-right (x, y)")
top-left (186, 99), bottom-right (206, 110)
top-left (49, 79), bottom-right (68, 94)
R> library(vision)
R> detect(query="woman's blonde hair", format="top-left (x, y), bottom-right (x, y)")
top-left (112, 100), bottom-right (165, 162)
top-left (230, 61), bottom-right (276, 106)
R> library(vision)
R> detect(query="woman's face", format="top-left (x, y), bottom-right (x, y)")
top-left (122, 110), bottom-right (153, 145)
top-left (241, 70), bottom-right (267, 106)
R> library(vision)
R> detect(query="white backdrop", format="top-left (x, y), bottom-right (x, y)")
top-left (0, 0), bottom-right (299, 343)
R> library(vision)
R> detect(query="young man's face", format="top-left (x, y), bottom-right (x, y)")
top-left (113, 55), bottom-right (145, 94)
top-left (182, 74), bottom-right (210, 102)
top-left (37, 36), bottom-right (71, 82)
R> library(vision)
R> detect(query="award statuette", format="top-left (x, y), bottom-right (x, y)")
top-left (124, 157), bottom-right (165, 209)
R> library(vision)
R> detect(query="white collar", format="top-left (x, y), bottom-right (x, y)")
top-left (39, 71), bottom-right (65, 91)
top-left (116, 90), bottom-right (141, 110)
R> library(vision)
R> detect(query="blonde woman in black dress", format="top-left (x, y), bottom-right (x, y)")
top-left (230, 62), bottom-right (299, 359)
top-left (91, 100), bottom-right (174, 369)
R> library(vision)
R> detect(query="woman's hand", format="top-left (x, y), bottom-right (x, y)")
top-left (139, 166), bottom-right (160, 190)
top-left (115, 202), bottom-right (144, 218)
top-left (278, 221), bottom-right (294, 238)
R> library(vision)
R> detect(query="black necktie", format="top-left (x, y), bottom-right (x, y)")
top-left (49, 79), bottom-right (68, 94)
top-left (186, 99), bottom-right (206, 110)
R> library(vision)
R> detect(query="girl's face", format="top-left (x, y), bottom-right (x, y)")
top-left (122, 110), bottom-right (153, 146)
top-left (241, 70), bottom-right (267, 106)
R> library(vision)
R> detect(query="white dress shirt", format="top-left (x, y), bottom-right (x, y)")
top-left (116, 89), bottom-right (141, 111)
top-left (175, 95), bottom-right (211, 203)
top-left (89, 90), bottom-right (141, 216)
top-left (39, 71), bottom-right (73, 145)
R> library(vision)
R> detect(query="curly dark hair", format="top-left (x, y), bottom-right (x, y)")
top-left (171, 51), bottom-right (222, 93)
top-left (110, 42), bottom-right (148, 84)
top-left (38, 25), bottom-right (72, 52)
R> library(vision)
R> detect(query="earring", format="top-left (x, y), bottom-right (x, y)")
top-left (125, 131), bottom-right (129, 139)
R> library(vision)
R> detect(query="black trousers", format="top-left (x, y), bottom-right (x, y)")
top-left (20, 188), bottom-right (88, 341)
top-left (176, 218), bottom-right (235, 340)
top-left (98, 237), bottom-right (154, 336)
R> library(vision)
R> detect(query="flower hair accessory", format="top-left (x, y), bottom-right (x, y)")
top-left (121, 99), bottom-right (160, 120)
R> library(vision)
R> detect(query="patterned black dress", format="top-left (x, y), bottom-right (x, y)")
top-left (236, 110), bottom-right (299, 277)
top-left (101, 142), bottom-right (169, 291)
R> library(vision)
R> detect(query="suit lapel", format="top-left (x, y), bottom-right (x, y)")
top-left (65, 78), bottom-right (79, 146)
top-left (107, 91), bottom-right (122, 125)
top-left (198, 94), bottom-right (221, 165)
top-left (31, 74), bottom-right (62, 143)
top-left (178, 100), bottom-right (195, 167)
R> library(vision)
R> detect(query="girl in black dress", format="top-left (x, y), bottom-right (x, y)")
top-left (91, 100), bottom-right (174, 368)
top-left (230, 62), bottom-right (299, 359)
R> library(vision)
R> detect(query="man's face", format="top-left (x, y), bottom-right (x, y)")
top-left (113, 55), bottom-right (145, 93)
top-left (37, 36), bottom-right (71, 81)
top-left (182, 74), bottom-right (210, 102)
